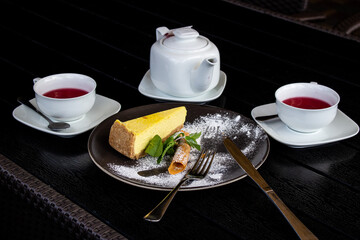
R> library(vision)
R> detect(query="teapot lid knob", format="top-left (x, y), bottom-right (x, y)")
top-left (173, 28), bottom-right (199, 39)
top-left (161, 26), bottom-right (209, 50)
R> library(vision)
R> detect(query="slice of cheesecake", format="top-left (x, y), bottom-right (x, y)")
top-left (109, 106), bottom-right (187, 160)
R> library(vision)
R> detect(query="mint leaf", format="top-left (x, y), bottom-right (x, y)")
top-left (164, 135), bottom-right (175, 146)
top-left (146, 131), bottom-right (202, 164)
top-left (189, 132), bottom-right (201, 140)
top-left (163, 135), bottom-right (176, 155)
top-left (185, 136), bottom-right (201, 151)
top-left (157, 141), bottom-right (175, 164)
top-left (145, 135), bottom-right (163, 157)
top-left (184, 132), bottom-right (201, 151)
top-left (165, 145), bottom-right (175, 155)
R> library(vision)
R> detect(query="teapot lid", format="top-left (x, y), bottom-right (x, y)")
top-left (162, 27), bottom-right (208, 50)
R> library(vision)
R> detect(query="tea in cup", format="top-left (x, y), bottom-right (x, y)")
top-left (33, 73), bottom-right (97, 121)
top-left (275, 82), bottom-right (340, 133)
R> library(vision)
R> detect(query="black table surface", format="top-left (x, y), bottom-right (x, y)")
top-left (1, 0), bottom-right (360, 239)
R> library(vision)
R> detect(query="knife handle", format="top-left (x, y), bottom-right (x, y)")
top-left (223, 137), bottom-right (318, 240)
top-left (143, 177), bottom-right (188, 222)
top-left (241, 162), bottom-right (318, 239)
top-left (262, 186), bottom-right (318, 240)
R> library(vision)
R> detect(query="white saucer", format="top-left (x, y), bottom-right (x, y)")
top-left (13, 94), bottom-right (121, 138)
top-left (138, 70), bottom-right (227, 102)
top-left (251, 103), bottom-right (359, 148)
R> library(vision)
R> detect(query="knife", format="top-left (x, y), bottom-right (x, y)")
top-left (137, 166), bottom-right (168, 177)
top-left (223, 137), bottom-right (318, 240)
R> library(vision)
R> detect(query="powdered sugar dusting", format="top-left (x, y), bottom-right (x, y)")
top-left (107, 112), bottom-right (267, 190)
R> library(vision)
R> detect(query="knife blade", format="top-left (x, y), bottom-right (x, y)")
top-left (137, 166), bottom-right (168, 177)
top-left (223, 137), bottom-right (318, 240)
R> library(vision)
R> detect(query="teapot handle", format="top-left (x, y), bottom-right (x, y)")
top-left (156, 27), bottom-right (170, 40)
top-left (156, 26), bottom-right (194, 40)
top-left (33, 77), bottom-right (42, 84)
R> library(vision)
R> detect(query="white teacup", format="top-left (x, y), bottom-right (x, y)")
top-left (33, 73), bottom-right (97, 122)
top-left (275, 82), bottom-right (340, 133)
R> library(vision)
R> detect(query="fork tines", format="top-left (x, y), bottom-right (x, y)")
top-left (191, 149), bottom-right (216, 176)
top-left (203, 126), bottom-right (220, 139)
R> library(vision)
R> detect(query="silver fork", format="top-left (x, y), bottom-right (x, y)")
top-left (202, 126), bottom-right (219, 140)
top-left (143, 148), bottom-right (216, 222)
top-left (201, 126), bottom-right (219, 148)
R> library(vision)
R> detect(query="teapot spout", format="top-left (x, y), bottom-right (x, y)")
top-left (191, 57), bottom-right (218, 92)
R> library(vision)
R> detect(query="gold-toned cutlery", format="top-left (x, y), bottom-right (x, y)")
top-left (144, 148), bottom-right (215, 222)
top-left (17, 97), bottom-right (70, 131)
top-left (255, 114), bottom-right (278, 121)
top-left (223, 137), bottom-right (318, 240)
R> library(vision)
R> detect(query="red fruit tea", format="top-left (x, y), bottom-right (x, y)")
top-left (43, 88), bottom-right (88, 99)
top-left (283, 97), bottom-right (331, 109)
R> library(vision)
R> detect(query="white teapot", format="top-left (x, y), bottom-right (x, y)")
top-left (150, 26), bottom-right (220, 97)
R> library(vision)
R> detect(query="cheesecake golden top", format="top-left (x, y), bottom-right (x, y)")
top-left (109, 106), bottom-right (187, 159)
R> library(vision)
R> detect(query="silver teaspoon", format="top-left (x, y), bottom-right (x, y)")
top-left (255, 114), bottom-right (279, 121)
top-left (17, 97), bottom-right (70, 131)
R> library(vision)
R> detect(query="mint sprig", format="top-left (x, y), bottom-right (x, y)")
top-left (145, 131), bottom-right (201, 164)
top-left (185, 132), bottom-right (201, 151)
top-left (145, 135), bottom-right (163, 157)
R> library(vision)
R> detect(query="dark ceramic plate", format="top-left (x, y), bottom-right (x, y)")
top-left (88, 103), bottom-right (269, 191)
